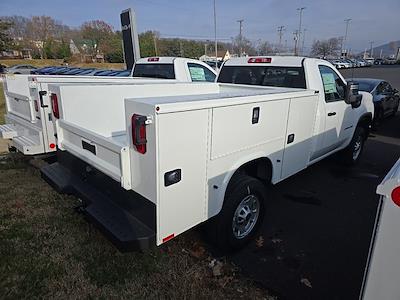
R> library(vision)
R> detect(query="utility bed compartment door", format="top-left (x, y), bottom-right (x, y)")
top-left (281, 95), bottom-right (318, 179)
top-left (4, 75), bottom-right (35, 122)
top-left (156, 109), bottom-right (209, 245)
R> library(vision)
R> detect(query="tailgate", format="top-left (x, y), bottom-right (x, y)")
top-left (57, 120), bottom-right (131, 189)
top-left (4, 74), bottom-right (36, 122)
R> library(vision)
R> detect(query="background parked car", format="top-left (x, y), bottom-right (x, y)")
top-left (353, 78), bottom-right (399, 124)
top-left (0, 64), bottom-right (7, 74)
top-left (6, 64), bottom-right (37, 74)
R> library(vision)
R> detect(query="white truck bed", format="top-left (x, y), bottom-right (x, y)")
top-left (51, 82), bottom-right (221, 188)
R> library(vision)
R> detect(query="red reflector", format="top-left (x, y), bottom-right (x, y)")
top-left (132, 114), bottom-right (147, 154)
top-left (49, 143), bottom-right (56, 149)
top-left (34, 100), bottom-right (39, 112)
top-left (248, 57), bottom-right (272, 63)
top-left (162, 233), bottom-right (175, 243)
top-left (50, 93), bottom-right (59, 119)
top-left (392, 186), bottom-right (400, 207)
top-left (147, 57), bottom-right (160, 62)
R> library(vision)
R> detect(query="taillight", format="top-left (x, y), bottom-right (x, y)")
top-left (34, 100), bottom-right (39, 112)
top-left (392, 186), bottom-right (400, 207)
top-left (132, 114), bottom-right (147, 154)
top-left (51, 93), bottom-right (59, 119)
top-left (147, 57), bottom-right (160, 62)
top-left (248, 57), bottom-right (272, 63)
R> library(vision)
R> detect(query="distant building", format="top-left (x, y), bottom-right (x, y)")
top-left (69, 40), bottom-right (80, 55)
top-left (199, 50), bottom-right (232, 62)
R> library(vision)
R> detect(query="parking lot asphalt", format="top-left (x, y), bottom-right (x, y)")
top-left (340, 65), bottom-right (400, 90)
top-left (229, 105), bottom-right (400, 298)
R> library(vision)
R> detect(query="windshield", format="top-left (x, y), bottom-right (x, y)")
top-left (357, 81), bottom-right (376, 92)
top-left (133, 63), bottom-right (175, 79)
top-left (217, 66), bottom-right (306, 89)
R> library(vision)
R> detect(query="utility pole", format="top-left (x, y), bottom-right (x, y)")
top-left (296, 7), bottom-right (306, 56)
top-left (301, 28), bottom-right (307, 56)
top-left (370, 41), bottom-right (374, 58)
top-left (277, 26), bottom-right (285, 54)
top-left (213, 0), bottom-right (218, 69)
top-left (342, 18), bottom-right (351, 57)
top-left (204, 43), bottom-right (208, 56)
top-left (153, 34), bottom-right (158, 56)
top-left (180, 41), bottom-right (184, 57)
top-left (237, 19), bottom-right (244, 56)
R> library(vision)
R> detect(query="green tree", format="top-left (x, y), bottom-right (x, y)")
top-left (0, 20), bottom-right (13, 51)
top-left (139, 31), bottom-right (158, 57)
top-left (81, 20), bottom-right (113, 55)
top-left (56, 40), bottom-right (71, 59)
top-left (43, 39), bottom-right (55, 59)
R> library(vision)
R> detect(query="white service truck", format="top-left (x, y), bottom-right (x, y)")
top-left (41, 56), bottom-right (374, 251)
top-left (0, 57), bottom-right (216, 155)
top-left (360, 158), bottom-right (400, 300)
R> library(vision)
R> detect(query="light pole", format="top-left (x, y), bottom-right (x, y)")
top-left (301, 28), bottom-right (307, 55)
top-left (342, 18), bottom-right (351, 57)
top-left (213, 0), bottom-right (218, 69)
top-left (296, 7), bottom-right (306, 56)
top-left (370, 41), bottom-right (374, 58)
top-left (237, 19), bottom-right (244, 56)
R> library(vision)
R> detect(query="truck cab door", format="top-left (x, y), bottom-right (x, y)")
top-left (318, 65), bottom-right (355, 152)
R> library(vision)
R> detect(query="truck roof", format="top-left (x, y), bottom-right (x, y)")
top-left (135, 57), bottom-right (209, 65)
top-left (223, 56), bottom-right (308, 67)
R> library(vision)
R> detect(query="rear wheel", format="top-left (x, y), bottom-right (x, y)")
top-left (208, 174), bottom-right (266, 251)
top-left (392, 104), bottom-right (399, 116)
top-left (340, 126), bottom-right (366, 165)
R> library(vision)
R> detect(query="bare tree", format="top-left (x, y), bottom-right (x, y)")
top-left (311, 38), bottom-right (341, 58)
top-left (1, 16), bottom-right (30, 39)
top-left (26, 16), bottom-right (57, 41)
top-left (257, 41), bottom-right (273, 55)
top-left (0, 20), bottom-right (13, 51)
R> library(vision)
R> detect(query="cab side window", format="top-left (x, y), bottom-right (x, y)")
top-left (187, 63), bottom-right (216, 82)
top-left (318, 65), bottom-right (346, 102)
top-left (375, 82), bottom-right (388, 95)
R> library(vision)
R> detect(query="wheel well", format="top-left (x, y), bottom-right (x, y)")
top-left (357, 113), bottom-right (372, 137)
top-left (232, 157), bottom-right (273, 185)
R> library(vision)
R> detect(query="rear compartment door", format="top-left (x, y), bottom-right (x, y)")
top-left (156, 109), bottom-right (209, 245)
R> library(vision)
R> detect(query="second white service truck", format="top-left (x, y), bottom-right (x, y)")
top-left (41, 56), bottom-right (374, 251)
top-left (0, 57), bottom-right (216, 155)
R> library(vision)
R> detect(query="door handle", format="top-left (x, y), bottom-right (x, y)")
top-left (327, 112), bottom-right (336, 116)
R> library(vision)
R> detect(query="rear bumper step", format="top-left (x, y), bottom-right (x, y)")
top-left (0, 124), bottom-right (18, 139)
top-left (41, 152), bottom-right (156, 252)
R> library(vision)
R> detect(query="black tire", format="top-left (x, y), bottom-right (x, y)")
top-left (207, 174), bottom-right (266, 251)
top-left (392, 105), bottom-right (399, 117)
top-left (340, 126), bottom-right (366, 165)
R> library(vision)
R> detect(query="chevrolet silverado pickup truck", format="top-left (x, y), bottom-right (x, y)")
top-left (0, 57), bottom-right (216, 155)
top-left (41, 56), bottom-right (374, 251)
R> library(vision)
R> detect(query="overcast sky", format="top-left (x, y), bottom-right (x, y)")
top-left (1, 0), bottom-right (399, 53)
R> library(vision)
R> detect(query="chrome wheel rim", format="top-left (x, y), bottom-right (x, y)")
top-left (353, 136), bottom-right (362, 160)
top-left (232, 194), bottom-right (260, 239)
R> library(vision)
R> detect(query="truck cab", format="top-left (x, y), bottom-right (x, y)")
top-left (132, 57), bottom-right (217, 82)
top-left (217, 56), bottom-right (374, 166)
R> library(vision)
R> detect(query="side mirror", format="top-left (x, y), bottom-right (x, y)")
top-left (345, 81), bottom-right (362, 108)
